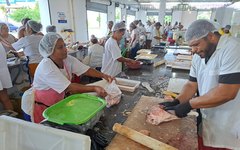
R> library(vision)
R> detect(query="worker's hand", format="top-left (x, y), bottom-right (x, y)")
top-left (102, 74), bottom-right (115, 83)
top-left (159, 99), bottom-right (180, 108)
top-left (164, 102), bottom-right (192, 118)
top-left (94, 86), bottom-right (107, 97)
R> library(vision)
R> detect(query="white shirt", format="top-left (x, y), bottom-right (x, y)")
top-left (33, 55), bottom-right (90, 93)
top-left (138, 26), bottom-right (146, 36)
top-left (1, 34), bottom-right (17, 52)
top-left (146, 24), bottom-right (153, 40)
top-left (12, 34), bottom-right (43, 64)
top-left (151, 28), bottom-right (161, 46)
top-left (190, 35), bottom-right (240, 149)
top-left (130, 28), bottom-right (140, 48)
top-left (0, 43), bottom-right (12, 90)
top-left (88, 44), bottom-right (104, 68)
top-left (101, 37), bottom-right (122, 77)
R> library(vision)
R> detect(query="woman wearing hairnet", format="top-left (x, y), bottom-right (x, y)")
top-left (18, 17), bottom-right (31, 39)
top-left (101, 22), bottom-right (139, 76)
top-left (33, 32), bottom-right (114, 123)
top-left (46, 25), bottom-right (56, 33)
top-left (0, 22), bottom-right (18, 52)
top-left (7, 20), bottom-right (43, 65)
top-left (160, 19), bottom-right (240, 149)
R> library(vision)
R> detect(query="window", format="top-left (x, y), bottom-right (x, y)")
top-left (197, 11), bottom-right (212, 20)
top-left (147, 15), bottom-right (158, 23)
top-left (87, 10), bottom-right (107, 39)
top-left (164, 15), bottom-right (172, 24)
top-left (126, 15), bottom-right (135, 29)
top-left (115, 7), bottom-right (121, 22)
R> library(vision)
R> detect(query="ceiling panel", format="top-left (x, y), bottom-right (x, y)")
top-left (112, 0), bottom-right (234, 10)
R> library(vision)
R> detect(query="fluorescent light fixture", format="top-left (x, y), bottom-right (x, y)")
top-left (90, 0), bottom-right (111, 5)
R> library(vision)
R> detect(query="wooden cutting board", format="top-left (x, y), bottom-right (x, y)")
top-left (107, 96), bottom-right (198, 150)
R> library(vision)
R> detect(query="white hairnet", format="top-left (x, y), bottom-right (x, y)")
top-left (39, 32), bottom-right (62, 58)
top-left (46, 25), bottom-right (56, 33)
top-left (27, 20), bottom-right (42, 32)
top-left (112, 22), bottom-right (126, 32)
top-left (185, 19), bottom-right (217, 42)
top-left (0, 22), bottom-right (7, 34)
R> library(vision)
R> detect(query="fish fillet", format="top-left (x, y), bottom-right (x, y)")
top-left (146, 105), bottom-right (178, 125)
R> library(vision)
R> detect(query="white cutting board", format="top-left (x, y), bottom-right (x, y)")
top-left (88, 78), bottom-right (141, 92)
top-left (176, 55), bottom-right (192, 60)
top-left (172, 60), bottom-right (191, 70)
top-left (167, 78), bottom-right (188, 93)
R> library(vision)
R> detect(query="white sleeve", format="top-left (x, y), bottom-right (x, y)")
top-left (42, 63), bottom-right (71, 93)
top-left (109, 41), bottom-right (122, 61)
top-left (189, 54), bottom-right (198, 78)
top-left (220, 43), bottom-right (240, 75)
top-left (68, 55), bottom-right (90, 76)
top-left (88, 46), bottom-right (92, 55)
top-left (152, 30), bottom-right (157, 37)
top-left (12, 37), bottom-right (25, 50)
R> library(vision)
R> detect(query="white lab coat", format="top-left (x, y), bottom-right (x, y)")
top-left (190, 35), bottom-right (240, 149)
top-left (0, 43), bottom-right (12, 90)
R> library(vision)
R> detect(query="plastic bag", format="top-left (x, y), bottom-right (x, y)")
top-left (21, 87), bottom-right (34, 120)
top-left (104, 81), bottom-right (122, 108)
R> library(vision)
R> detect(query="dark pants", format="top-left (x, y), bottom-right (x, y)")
top-left (130, 43), bottom-right (140, 59)
top-left (145, 40), bottom-right (152, 49)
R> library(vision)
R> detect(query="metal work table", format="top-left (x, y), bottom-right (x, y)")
top-left (100, 49), bottom-right (191, 141)
top-left (41, 48), bottom-right (195, 148)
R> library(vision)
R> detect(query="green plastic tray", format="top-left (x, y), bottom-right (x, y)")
top-left (43, 94), bottom-right (106, 125)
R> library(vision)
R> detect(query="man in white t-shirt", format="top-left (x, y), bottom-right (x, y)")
top-left (101, 22), bottom-right (139, 77)
top-left (160, 20), bottom-right (240, 149)
top-left (145, 20), bottom-right (153, 49)
top-left (151, 22), bottom-right (162, 46)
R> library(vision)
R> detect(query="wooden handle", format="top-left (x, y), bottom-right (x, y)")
top-left (113, 123), bottom-right (177, 150)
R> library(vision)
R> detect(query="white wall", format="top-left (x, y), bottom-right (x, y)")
top-left (172, 11), bottom-right (182, 26)
top-left (39, 0), bottom-right (88, 42)
top-left (136, 9), bottom-right (147, 23)
top-left (210, 10), bottom-right (216, 21)
top-left (215, 7), bottom-right (225, 26)
top-left (215, 7), bottom-right (234, 27)
top-left (72, 0), bottom-right (88, 41)
top-left (107, 2), bottom-right (115, 22)
top-left (158, 0), bottom-right (166, 24)
top-left (48, 0), bottom-right (73, 35)
top-left (222, 8), bottom-right (234, 26)
top-left (181, 11), bottom-right (197, 29)
top-left (172, 10), bottom-right (197, 29)
top-left (38, 0), bottom-right (51, 34)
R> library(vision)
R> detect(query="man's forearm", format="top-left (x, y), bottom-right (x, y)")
top-left (190, 84), bottom-right (240, 109)
top-left (176, 81), bottom-right (198, 103)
